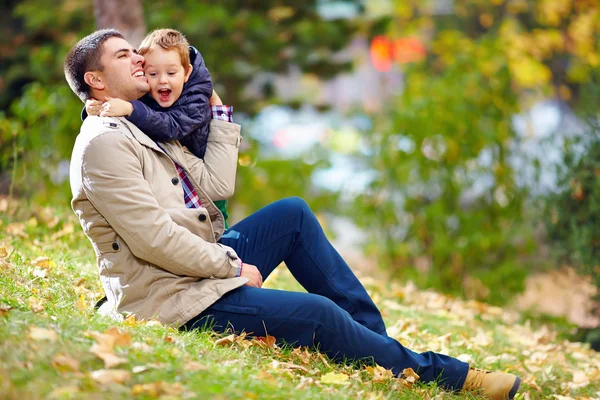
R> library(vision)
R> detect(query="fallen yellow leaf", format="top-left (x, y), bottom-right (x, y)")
top-left (27, 326), bottom-right (58, 341)
top-left (90, 342), bottom-right (128, 369)
top-left (215, 334), bottom-right (236, 346)
top-left (184, 361), bottom-right (209, 371)
top-left (365, 365), bottom-right (394, 382)
top-left (29, 297), bottom-right (45, 313)
top-left (0, 303), bottom-right (13, 317)
top-left (254, 335), bottom-right (277, 348)
top-left (132, 365), bottom-right (150, 374)
top-left (32, 256), bottom-right (51, 268)
top-left (52, 354), bottom-right (80, 374)
top-left (131, 382), bottom-right (184, 397)
top-left (90, 369), bottom-right (131, 385)
top-left (48, 385), bottom-right (81, 399)
top-left (402, 367), bottom-right (420, 384)
top-left (270, 360), bottom-right (310, 374)
top-left (320, 371), bottom-right (349, 384)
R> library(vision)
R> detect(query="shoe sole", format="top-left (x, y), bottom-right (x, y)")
top-left (508, 376), bottom-right (522, 399)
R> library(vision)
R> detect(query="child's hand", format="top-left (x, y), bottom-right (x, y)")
top-left (85, 99), bottom-right (104, 116)
top-left (99, 97), bottom-right (134, 117)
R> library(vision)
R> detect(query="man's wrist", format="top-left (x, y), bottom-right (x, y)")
top-left (236, 260), bottom-right (243, 277)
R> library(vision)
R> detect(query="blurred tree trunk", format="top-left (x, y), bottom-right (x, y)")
top-left (94, 0), bottom-right (146, 48)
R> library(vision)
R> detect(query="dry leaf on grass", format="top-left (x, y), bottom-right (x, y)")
top-left (0, 304), bottom-right (13, 317)
top-left (292, 347), bottom-right (314, 365)
top-left (320, 372), bottom-right (349, 384)
top-left (90, 343), bottom-right (128, 368)
top-left (86, 327), bottom-right (132, 348)
top-left (184, 361), bottom-right (209, 371)
top-left (87, 327), bottom-right (131, 368)
top-left (270, 360), bottom-right (310, 374)
top-left (6, 223), bottom-right (27, 238)
top-left (90, 369), bottom-right (131, 385)
top-left (254, 335), bottom-right (277, 348)
top-left (402, 367), bottom-right (420, 383)
top-left (215, 332), bottom-right (249, 347)
top-left (27, 326), bottom-right (58, 341)
top-left (29, 297), bottom-right (45, 313)
top-left (48, 385), bottom-right (81, 399)
top-left (52, 354), bottom-right (80, 374)
top-left (32, 268), bottom-right (47, 279)
top-left (163, 335), bottom-right (178, 343)
top-left (365, 365), bottom-right (394, 382)
top-left (131, 382), bottom-right (184, 397)
top-left (132, 365), bottom-right (150, 374)
top-left (32, 256), bottom-right (51, 268)
top-left (295, 376), bottom-right (316, 390)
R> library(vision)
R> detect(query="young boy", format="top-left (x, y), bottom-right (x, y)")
top-left (86, 28), bottom-right (232, 227)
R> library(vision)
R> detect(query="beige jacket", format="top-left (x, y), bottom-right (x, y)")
top-left (70, 116), bottom-right (248, 327)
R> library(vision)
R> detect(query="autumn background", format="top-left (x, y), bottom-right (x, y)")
top-left (1, 0), bottom-right (599, 399)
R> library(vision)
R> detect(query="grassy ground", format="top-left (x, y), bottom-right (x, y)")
top-left (1, 197), bottom-right (599, 400)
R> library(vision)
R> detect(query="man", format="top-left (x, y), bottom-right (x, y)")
top-left (65, 29), bottom-right (521, 400)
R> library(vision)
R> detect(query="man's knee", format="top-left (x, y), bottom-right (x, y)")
top-left (305, 294), bottom-right (343, 324)
top-left (279, 196), bottom-right (311, 214)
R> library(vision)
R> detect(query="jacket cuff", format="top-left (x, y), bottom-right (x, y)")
top-left (207, 119), bottom-right (242, 147)
top-left (212, 245), bottom-right (242, 279)
top-left (127, 100), bottom-right (148, 127)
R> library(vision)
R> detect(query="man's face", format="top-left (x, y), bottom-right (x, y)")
top-left (97, 37), bottom-right (149, 100)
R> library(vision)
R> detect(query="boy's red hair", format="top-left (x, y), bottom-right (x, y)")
top-left (138, 28), bottom-right (191, 72)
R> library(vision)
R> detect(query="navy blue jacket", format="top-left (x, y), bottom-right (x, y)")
top-left (127, 46), bottom-right (213, 159)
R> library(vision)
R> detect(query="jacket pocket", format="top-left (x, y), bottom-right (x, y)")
top-left (209, 302), bottom-right (260, 316)
top-left (166, 207), bottom-right (214, 242)
top-left (96, 239), bottom-right (122, 254)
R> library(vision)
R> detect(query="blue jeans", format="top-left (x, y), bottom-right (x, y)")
top-left (182, 197), bottom-right (469, 390)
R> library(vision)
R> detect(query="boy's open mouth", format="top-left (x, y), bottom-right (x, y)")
top-left (158, 88), bottom-right (171, 102)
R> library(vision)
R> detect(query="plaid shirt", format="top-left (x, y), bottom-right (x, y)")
top-left (176, 105), bottom-right (233, 208)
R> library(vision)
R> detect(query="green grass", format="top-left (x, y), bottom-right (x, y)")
top-left (1, 198), bottom-right (599, 399)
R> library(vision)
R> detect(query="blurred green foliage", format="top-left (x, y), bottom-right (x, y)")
top-left (544, 74), bottom-right (600, 292)
top-left (351, 0), bottom-right (600, 304)
top-left (353, 36), bottom-right (532, 304)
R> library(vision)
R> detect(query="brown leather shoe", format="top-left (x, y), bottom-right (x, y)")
top-left (462, 368), bottom-right (521, 400)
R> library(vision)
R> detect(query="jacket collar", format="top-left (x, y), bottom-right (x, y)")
top-left (118, 117), bottom-right (165, 154)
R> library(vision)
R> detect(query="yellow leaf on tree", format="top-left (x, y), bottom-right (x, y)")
top-left (510, 57), bottom-right (551, 88)
top-left (320, 372), bottom-right (349, 384)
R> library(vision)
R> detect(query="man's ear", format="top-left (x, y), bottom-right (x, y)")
top-left (184, 64), bottom-right (193, 83)
top-left (84, 71), bottom-right (105, 91)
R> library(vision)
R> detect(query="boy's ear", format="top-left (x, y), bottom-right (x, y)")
top-left (84, 71), bottom-right (105, 91)
top-left (184, 64), bottom-right (193, 82)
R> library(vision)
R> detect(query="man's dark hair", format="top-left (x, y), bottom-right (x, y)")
top-left (64, 29), bottom-right (124, 102)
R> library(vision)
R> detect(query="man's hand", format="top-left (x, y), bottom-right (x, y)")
top-left (100, 97), bottom-right (134, 117)
top-left (240, 263), bottom-right (263, 288)
top-left (209, 90), bottom-right (223, 106)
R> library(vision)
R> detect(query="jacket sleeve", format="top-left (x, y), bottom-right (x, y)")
top-left (184, 118), bottom-right (241, 200)
top-left (127, 97), bottom-right (211, 142)
top-left (80, 131), bottom-right (241, 279)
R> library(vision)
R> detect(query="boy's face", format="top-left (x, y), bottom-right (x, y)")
top-left (143, 47), bottom-right (193, 108)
